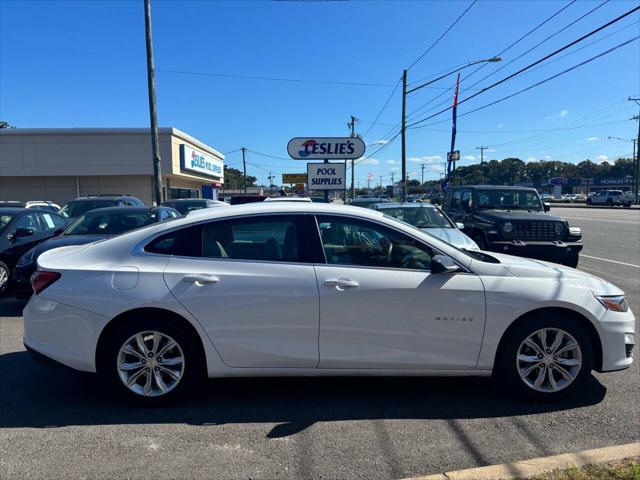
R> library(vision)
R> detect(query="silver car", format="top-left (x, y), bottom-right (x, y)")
top-left (370, 202), bottom-right (479, 250)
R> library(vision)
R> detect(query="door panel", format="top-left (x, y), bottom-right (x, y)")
top-left (315, 266), bottom-right (485, 369)
top-left (163, 258), bottom-right (320, 368)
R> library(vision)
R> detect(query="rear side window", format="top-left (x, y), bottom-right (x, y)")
top-left (145, 225), bottom-right (203, 257)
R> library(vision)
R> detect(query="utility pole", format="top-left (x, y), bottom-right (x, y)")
top-left (379, 175), bottom-right (383, 192)
top-left (401, 69), bottom-right (408, 202)
top-left (143, 0), bottom-right (162, 205)
top-left (421, 163), bottom-right (425, 187)
top-left (241, 147), bottom-right (247, 194)
top-left (630, 96), bottom-right (640, 203)
top-left (477, 146), bottom-right (488, 185)
top-left (348, 115), bottom-right (358, 200)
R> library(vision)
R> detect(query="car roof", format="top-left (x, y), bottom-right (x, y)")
top-left (81, 206), bottom-right (158, 215)
top-left (374, 202), bottom-right (436, 209)
top-left (0, 207), bottom-right (29, 214)
top-left (448, 185), bottom-right (536, 191)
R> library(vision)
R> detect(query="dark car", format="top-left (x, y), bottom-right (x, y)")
top-left (161, 198), bottom-right (228, 215)
top-left (0, 208), bottom-right (67, 296)
top-left (349, 197), bottom-right (392, 208)
top-left (0, 200), bottom-right (61, 212)
top-left (58, 194), bottom-right (144, 222)
top-left (12, 206), bottom-right (180, 298)
top-left (442, 186), bottom-right (583, 267)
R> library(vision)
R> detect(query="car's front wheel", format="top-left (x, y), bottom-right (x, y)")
top-left (0, 261), bottom-right (10, 297)
top-left (99, 316), bottom-right (203, 404)
top-left (496, 316), bottom-right (594, 401)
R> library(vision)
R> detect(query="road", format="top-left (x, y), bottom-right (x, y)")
top-left (1, 207), bottom-right (638, 480)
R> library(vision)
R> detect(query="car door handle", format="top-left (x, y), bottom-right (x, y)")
top-left (324, 278), bottom-right (359, 289)
top-left (182, 274), bottom-right (220, 285)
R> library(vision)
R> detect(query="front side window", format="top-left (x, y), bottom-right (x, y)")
top-left (14, 213), bottom-right (42, 233)
top-left (316, 215), bottom-right (433, 270)
top-left (451, 191), bottom-right (462, 210)
top-left (37, 212), bottom-right (66, 231)
top-left (475, 190), bottom-right (542, 210)
top-left (0, 214), bottom-right (15, 234)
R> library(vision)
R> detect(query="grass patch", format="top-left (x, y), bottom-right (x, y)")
top-left (530, 458), bottom-right (640, 480)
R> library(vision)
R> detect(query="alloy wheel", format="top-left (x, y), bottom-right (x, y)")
top-left (516, 328), bottom-right (582, 393)
top-left (116, 331), bottom-right (185, 397)
top-left (0, 266), bottom-right (8, 290)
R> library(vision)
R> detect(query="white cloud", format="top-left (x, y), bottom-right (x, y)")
top-left (372, 139), bottom-right (388, 145)
top-left (390, 167), bottom-right (399, 171)
top-left (526, 156), bottom-right (537, 163)
top-left (409, 155), bottom-right (442, 163)
top-left (497, 123), bottom-right (504, 129)
top-left (542, 155), bottom-right (552, 160)
top-left (586, 136), bottom-right (599, 142)
top-left (360, 158), bottom-right (380, 165)
top-left (463, 155), bottom-right (476, 161)
top-left (386, 159), bottom-right (397, 165)
top-left (546, 109), bottom-right (569, 120)
top-left (596, 155), bottom-right (608, 162)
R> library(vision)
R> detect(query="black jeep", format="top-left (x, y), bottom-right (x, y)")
top-left (442, 186), bottom-right (583, 267)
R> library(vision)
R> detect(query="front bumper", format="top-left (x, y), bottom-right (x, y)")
top-left (23, 293), bottom-right (110, 373)
top-left (486, 239), bottom-right (583, 262)
top-left (596, 307), bottom-right (635, 372)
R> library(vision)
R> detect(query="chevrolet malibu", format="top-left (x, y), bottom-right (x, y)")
top-left (23, 203), bottom-right (635, 404)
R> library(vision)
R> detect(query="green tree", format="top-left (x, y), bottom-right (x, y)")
top-left (224, 166), bottom-right (257, 189)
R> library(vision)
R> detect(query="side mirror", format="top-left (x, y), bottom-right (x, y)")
top-left (543, 202), bottom-right (551, 212)
top-left (456, 222), bottom-right (465, 230)
top-left (10, 228), bottom-right (34, 240)
top-left (431, 254), bottom-right (460, 274)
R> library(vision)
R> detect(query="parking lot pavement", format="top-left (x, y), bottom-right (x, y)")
top-left (1, 207), bottom-right (639, 480)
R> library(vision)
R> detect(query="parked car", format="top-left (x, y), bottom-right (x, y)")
top-left (161, 198), bottom-right (228, 215)
top-left (264, 196), bottom-right (313, 203)
top-left (370, 202), bottom-right (479, 250)
top-left (442, 186), bottom-right (583, 267)
top-left (58, 194), bottom-right (145, 221)
top-left (349, 197), bottom-right (392, 208)
top-left (24, 202), bottom-right (634, 404)
top-left (586, 190), bottom-right (632, 207)
top-left (13, 206), bottom-right (180, 298)
top-left (0, 200), bottom-right (61, 212)
top-left (0, 207), bottom-right (67, 296)
top-left (573, 193), bottom-right (587, 202)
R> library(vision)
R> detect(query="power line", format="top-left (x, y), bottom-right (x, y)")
top-left (407, 0), bottom-right (478, 70)
top-left (156, 69), bottom-right (397, 88)
top-left (407, 6), bottom-right (640, 128)
top-left (362, 77), bottom-right (402, 139)
top-left (411, 36), bottom-right (639, 130)
top-left (404, 0), bottom-right (580, 121)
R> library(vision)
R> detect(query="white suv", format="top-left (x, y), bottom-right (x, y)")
top-left (587, 190), bottom-right (632, 207)
top-left (23, 203), bottom-right (635, 404)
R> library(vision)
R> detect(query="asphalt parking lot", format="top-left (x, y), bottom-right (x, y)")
top-left (1, 207), bottom-right (638, 480)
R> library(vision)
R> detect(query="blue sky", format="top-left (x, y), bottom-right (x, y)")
top-left (1, 0), bottom-right (638, 186)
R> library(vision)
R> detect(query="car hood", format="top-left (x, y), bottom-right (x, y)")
top-left (30, 235), bottom-right (110, 262)
top-left (474, 209), bottom-right (564, 222)
top-left (422, 228), bottom-right (479, 250)
top-left (476, 252), bottom-right (622, 295)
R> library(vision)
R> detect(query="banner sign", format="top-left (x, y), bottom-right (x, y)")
top-left (282, 173), bottom-right (308, 184)
top-left (307, 163), bottom-right (346, 190)
top-left (288, 137), bottom-right (366, 160)
top-left (180, 144), bottom-right (224, 180)
top-left (548, 177), bottom-right (568, 186)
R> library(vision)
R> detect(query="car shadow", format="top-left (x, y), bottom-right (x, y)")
top-left (0, 350), bottom-right (607, 438)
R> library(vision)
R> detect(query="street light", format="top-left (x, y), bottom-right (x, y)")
top-left (400, 56), bottom-right (502, 201)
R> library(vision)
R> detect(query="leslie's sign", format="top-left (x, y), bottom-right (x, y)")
top-left (180, 145), bottom-right (224, 180)
top-left (287, 137), bottom-right (366, 160)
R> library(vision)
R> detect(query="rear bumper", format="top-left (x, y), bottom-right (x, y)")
top-left (23, 294), bottom-right (110, 373)
top-left (487, 239), bottom-right (583, 262)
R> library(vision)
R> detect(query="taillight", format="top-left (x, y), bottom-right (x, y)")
top-left (31, 271), bottom-right (61, 295)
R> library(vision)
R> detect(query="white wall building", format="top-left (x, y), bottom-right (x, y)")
top-left (0, 127), bottom-right (224, 205)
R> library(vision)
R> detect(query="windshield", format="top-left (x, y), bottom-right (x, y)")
top-left (64, 211), bottom-right (156, 235)
top-left (164, 201), bottom-right (205, 215)
top-left (381, 207), bottom-right (453, 228)
top-left (59, 200), bottom-right (116, 218)
top-left (0, 214), bottom-right (14, 234)
top-left (474, 190), bottom-right (542, 210)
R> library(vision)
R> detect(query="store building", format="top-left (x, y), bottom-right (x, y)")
top-left (0, 127), bottom-right (224, 205)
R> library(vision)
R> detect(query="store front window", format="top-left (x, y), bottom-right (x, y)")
top-left (170, 188), bottom-right (200, 199)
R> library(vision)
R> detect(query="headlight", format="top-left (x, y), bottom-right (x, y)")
top-left (595, 295), bottom-right (628, 312)
top-left (16, 249), bottom-right (36, 267)
top-left (554, 222), bottom-right (565, 235)
top-left (569, 226), bottom-right (582, 237)
top-left (502, 222), bottom-right (513, 233)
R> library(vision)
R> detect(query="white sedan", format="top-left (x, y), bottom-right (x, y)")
top-left (24, 203), bottom-right (635, 404)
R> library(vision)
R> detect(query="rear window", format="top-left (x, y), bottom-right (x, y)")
top-left (65, 211), bottom-right (156, 235)
top-left (59, 200), bottom-right (116, 218)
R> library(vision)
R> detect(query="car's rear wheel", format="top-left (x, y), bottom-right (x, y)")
top-left (99, 316), bottom-right (203, 404)
top-left (495, 315), bottom-right (593, 401)
top-left (0, 261), bottom-right (10, 297)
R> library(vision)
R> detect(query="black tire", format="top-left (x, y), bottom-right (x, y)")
top-left (562, 254), bottom-right (579, 268)
top-left (623, 202), bottom-right (631, 208)
top-left (586, 198), bottom-right (592, 205)
top-left (98, 313), bottom-right (205, 405)
top-left (494, 314), bottom-right (594, 402)
top-left (0, 261), bottom-right (10, 297)
top-left (606, 199), bottom-right (613, 206)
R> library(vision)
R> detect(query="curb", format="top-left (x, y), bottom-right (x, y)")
top-left (403, 442), bottom-right (640, 480)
